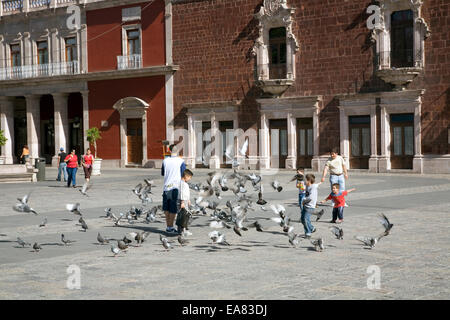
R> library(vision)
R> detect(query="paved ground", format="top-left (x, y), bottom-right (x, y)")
top-left (0, 167), bottom-right (449, 300)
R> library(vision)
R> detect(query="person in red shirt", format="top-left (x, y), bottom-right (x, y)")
top-left (82, 148), bottom-right (94, 183)
top-left (320, 184), bottom-right (356, 223)
top-left (64, 149), bottom-right (78, 188)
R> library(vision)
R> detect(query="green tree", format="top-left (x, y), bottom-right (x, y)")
top-left (86, 127), bottom-right (102, 158)
top-left (0, 130), bottom-right (7, 148)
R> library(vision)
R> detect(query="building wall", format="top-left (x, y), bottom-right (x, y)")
top-left (172, 0), bottom-right (449, 156)
top-left (87, 75), bottom-right (166, 160)
top-left (87, 0), bottom-right (166, 72)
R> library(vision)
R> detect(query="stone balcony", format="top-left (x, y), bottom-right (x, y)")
top-left (0, 0), bottom-right (91, 16)
top-left (0, 60), bottom-right (80, 80)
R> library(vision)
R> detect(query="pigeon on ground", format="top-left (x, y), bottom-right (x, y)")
top-left (79, 182), bottom-right (92, 196)
top-left (311, 238), bottom-right (324, 252)
top-left (378, 213), bottom-right (394, 235)
top-left (79, 218), bottom-right (88, 232)
top-left (13, 193), bottom-right (37, 215)
top-left (104, 207), bottom-right (112, 218)
top-left (209, 220), bottom-right (232, 229)
top-left (124, 232), bottom-right (138, 244)
top-left (97, 232), bottom-right (109, 244)
top-left (39, 218), bottom-right (47, 227)
top-left (66, 203), bottom-right (82, 216)
top-left (135, 231), bottom-right (150, 245)
top-left (177, 235), bottom-right (189, 246)
top-left (271, 180), bottom-right (283, 192)
top-left (354, 232), bottom-right (388, 249)
top-left (330, 226), bottom-right (344, 240)
top-left (33, 242), bottom-right (42, 252)
top-left (288, 232), bottom-right (302, 247)
top-left (144, 207), bottom-right (158, 223)
top-left (17, 237), bottom-right (31, 248)
top-left (256, 185), bottom-right (267, 205)
top-left (160, 234), bottom-right (173, 250)
top-left (117, 240), bottom-right (128, 251)
top-left (111, 245), bottom-right (120, 257)
top-left (61, 234), bottom-right (76, 245)
top-left (188, 182), bottom-right (201, 192)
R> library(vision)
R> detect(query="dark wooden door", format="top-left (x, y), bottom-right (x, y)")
top-left (390, 113), bottom-right (414, 169)
top-left (219, 120), bottom-right (234, 168)
top-left (349, 116), bottom-right (371, 169)
top-left (269, 119), bottom-right (287, 168)
top-left (127, 118), bottom-right (143, 164)
top-left (297, 118), bottom-right (313, 168)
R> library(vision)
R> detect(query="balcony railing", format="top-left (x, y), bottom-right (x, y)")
top-left (2, 0), bottom-right (23, 12)
top-left (117, 54), bottom-right (142, 70)
top-left (29, 0), bottom-right (50, 8)
top-left (0, 60), bottom-right (80, 81)
top-left (1, 0), bottom-right (81, 16)
top-left (376, 49), bottom-right (423, 69)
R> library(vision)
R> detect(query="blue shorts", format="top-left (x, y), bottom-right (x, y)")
top-left (162, 189), bottom-right (179, 214)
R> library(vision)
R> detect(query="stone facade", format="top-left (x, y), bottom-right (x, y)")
top-left (171, 0), bottom-right (449, 173)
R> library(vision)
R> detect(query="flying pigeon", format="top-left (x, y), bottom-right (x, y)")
top-left (111, 212), bottom-right (124, 226)
top-left (66, 203), bottom-right (82, 216)
top-left (288, 232), bottom-right (302, 247)
top-left (239, 138), bottom-right (249, 157)
top-left (312, 209), bottom-right (325, 221)
top-left (271, 180), bottom-right (283, 192)
top-left (311, 238), bottom-right (324, 252)
top-left (132, 183), bottom-right (143, 196)
top-left (13, 193), bottom-right (37, 215)
top-left (104, 208), bottom-right (112, 218)
top-left (61, 234), bottom-right (76, 245)
top-left (17, 237), bottom-right (31, 248)
top-left (330, 226), bottom-right (344, 240)
top-left (378, 213), bottom-right (394, 235)
top-left (354, 232), bottom-right (388, 249)
top-left (208, 230), bottom-right (230, 245)
top-left (97, 232), bottom-right (109, 245)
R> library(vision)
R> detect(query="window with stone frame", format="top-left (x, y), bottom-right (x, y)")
top-left (10, 44), bottom-right (21, 67)
top-left (390, 10), bottom-right (414, 68)
top-left (65, 37), bottom-right (77, 62)
top-left (269, 27), bottom-right (287, 79)
top-left (127, 29), bottom-right (141, 56)
top-left (37, 41), bottom-right (48, 65)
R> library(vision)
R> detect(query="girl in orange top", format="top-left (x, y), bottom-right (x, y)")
top-left (82, 148), bottom-right (95, 182)
top-left (64, 149), bottom-right (78, 188)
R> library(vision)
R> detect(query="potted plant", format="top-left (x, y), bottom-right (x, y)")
top-left (86, 127), bottom-right (102, 175)
top-left (0, 130), bottom-right (7, 164)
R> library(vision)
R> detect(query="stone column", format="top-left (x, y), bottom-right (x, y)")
top-left (286, 112), bottom-right (296, 169)
top-left (378, 105), bottom-right (390, 172)
top-left (25, 95), bottom-right (41, 163)
top-left (186, 113), bottom-right (196, 168)
top-left (368, 104), bottom-right (378, 172)
top-left (52, 93), bottom-right (69, 167)
top-left (209, 112), bottom-right (220, 169)
top-left (339, 106), bottom-right (350, 169)
top-left (119, 116), bottom-right (127, 167)
top-left (81, 90), bottom-right (89, 152)
top-left (80, 24), bottom-right (88, 73)
top-left (412, 97), bottom-right (423, 173)
top-left (259, 113), bottom-right (270, 169)
top-left (0, 97), bottom-right (15, 164)
top-left (311, 106), bottom-right (320, 171)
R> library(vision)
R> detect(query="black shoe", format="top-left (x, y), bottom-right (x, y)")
top-left (330, 220), bottom-right (336, 223)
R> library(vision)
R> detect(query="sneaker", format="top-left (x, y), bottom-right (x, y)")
top-left (166, 227), bottom-right (179, 234)
top-left (329, 220), bottom-right (336, 223)
top-left (311, 228), bottom-right (316, 233)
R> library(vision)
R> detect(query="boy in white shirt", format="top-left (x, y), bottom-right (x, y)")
top-left (176, 169), bottom-right (193, 235)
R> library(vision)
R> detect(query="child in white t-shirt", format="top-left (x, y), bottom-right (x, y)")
top-left (176, 169), bottom-right (193, 235)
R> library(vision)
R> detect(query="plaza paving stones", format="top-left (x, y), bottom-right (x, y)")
top-left (0, 168), bottom-right (449, 299)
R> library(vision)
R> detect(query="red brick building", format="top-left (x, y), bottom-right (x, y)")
top-left (171, 0), bottom-right (449, 173)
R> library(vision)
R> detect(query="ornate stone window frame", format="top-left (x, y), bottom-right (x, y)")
top-left (113, 97), bottom-right (149, 167)
top-left (253, 0), bottom-right (299, 97)
top-left (372, 0), bottom-right (430, 90)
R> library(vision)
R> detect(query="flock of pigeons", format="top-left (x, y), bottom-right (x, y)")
top-left (10, 169), bottom-right (394, 257)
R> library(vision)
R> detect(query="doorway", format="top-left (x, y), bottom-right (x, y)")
top-left (269, 119), bottom-right (287, 168)
top-left (297, 118), bottom-right (313, 168)
top-left (127, 118), bottom-right (143, 165)
top-left (219, 120), bottom-right (233, 168)
top-left (349, 115), bottom-right (371, 169)
top-left (390, 113), bottom-right (414, 169)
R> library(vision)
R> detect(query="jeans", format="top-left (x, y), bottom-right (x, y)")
top-left (67, 167), bottom-right (78, 187)
top-left (57, 162), bottom-right (68, 181)
top-left (298, 193), bottom-right (306, 211)
top-left (301, 207), bottom-right (316, 235)
top-left (330, 174), bottom-right (345, 192)
top-left (332, 206), bottom-right (344, 221)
